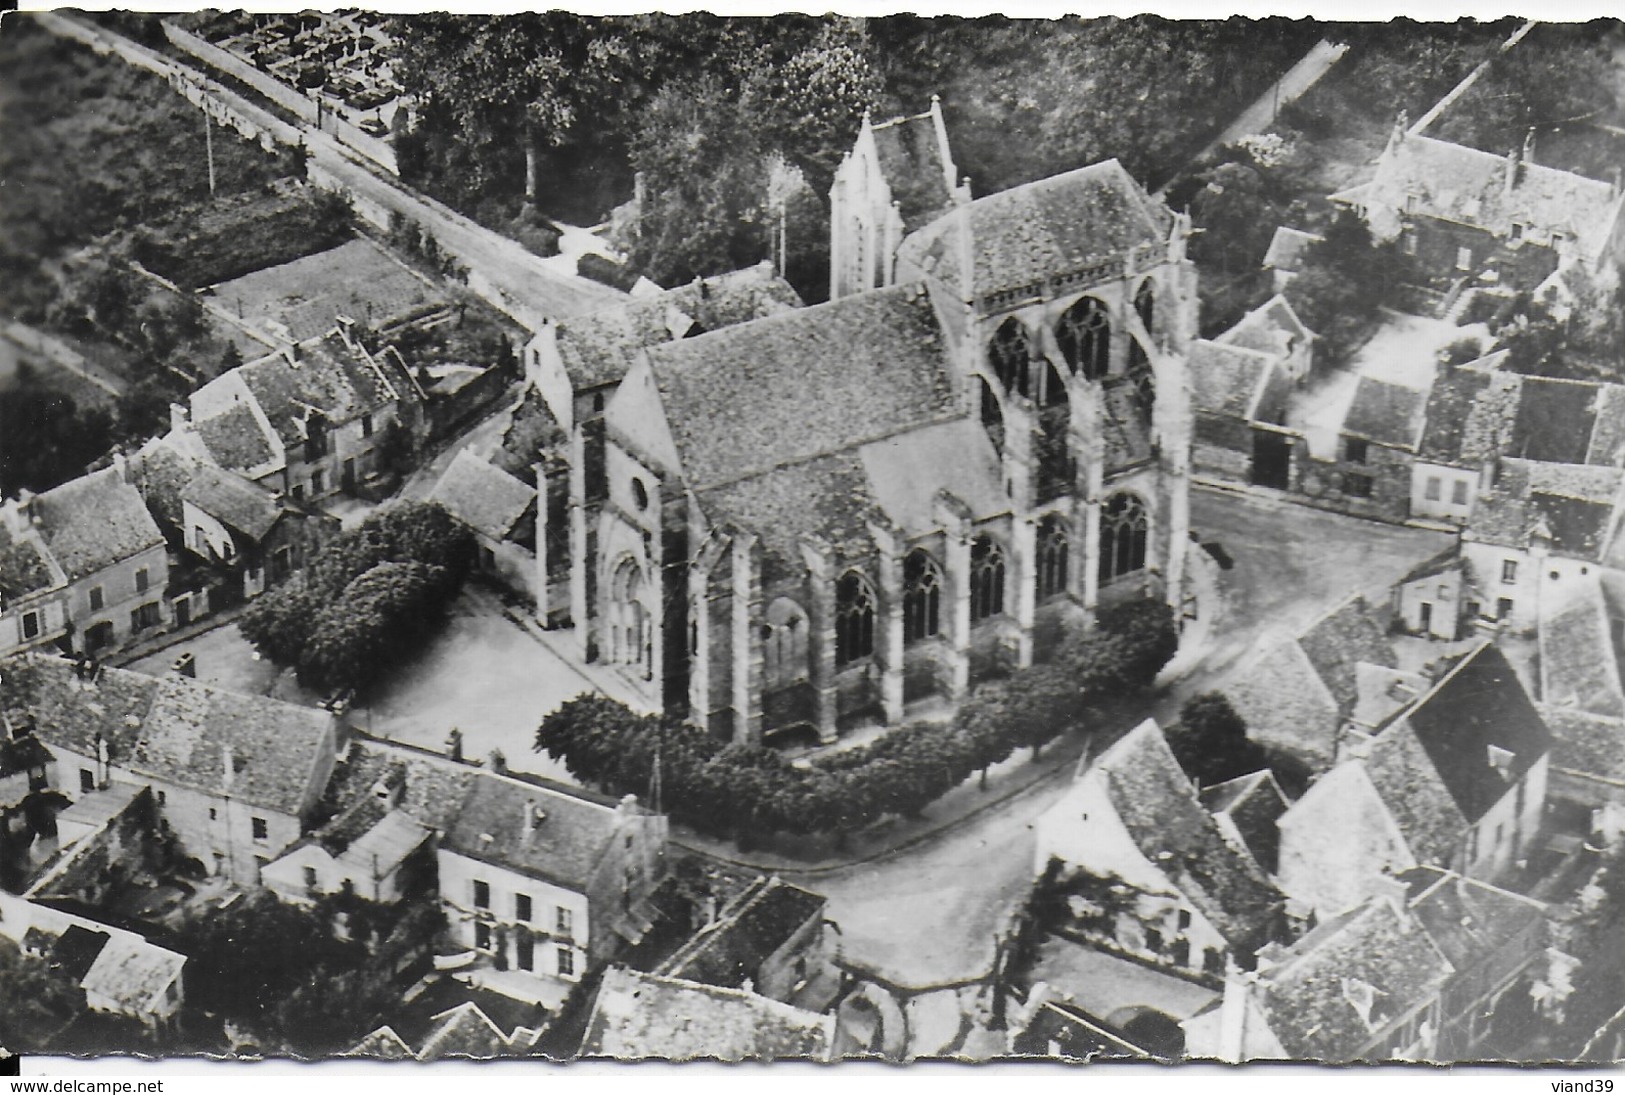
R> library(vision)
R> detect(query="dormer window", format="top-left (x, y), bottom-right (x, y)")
top-left (1488, 744), bottom-right (1516, 778)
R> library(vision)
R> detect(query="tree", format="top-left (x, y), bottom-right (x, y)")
top-left (1284, 209), bottom-right (1410, 364)
top-left (1169, 692), bottom-right (1268, 785)
top-left (0, 364), bottom-right (115, 496)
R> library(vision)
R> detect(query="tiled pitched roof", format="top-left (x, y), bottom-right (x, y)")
top-left (127, 438), bottom-right (205, 528)
top-left (0, 653), bottom-right (334, 816)
top-left (1401, 644), bottom-right (1554, 825)
top-left (1511, 377), bottom-right (1604, 464)
top-left (416, 1002), bottom-right (513, 1060)
top-left (235, 331), bottom-right (404, 445)
top-left (870, 110), bottom-right (956, 231)
top-left (699, 454), bottom-right (880, 584)
top-left (0, 522), bottom-right (57, 601)
top-left (556, 263), bottom-right (803, 392)
top-left (1468, 460), bottom-right (1622, 559)
top-left (1398, 865), bottom-right (1546, 973)
top-left (1587, 384), bottom-right (1625, 467)
top-left (1342, 377), bottom-right (1428, 450)
top-left (1298, 597), bottom-right (1398, 714)
top-left (1539, 580), bottom-right (1625, 717)
top-left (1253, 897), bottom-right (1453, 1062)
top-left (898, 160), bottom-right (1172, 301)
top-left (33, 469), bottom-right (164, 581)
top-left (1224, 639), bottom-right (1341, 768)
top-left (208, 238), bottom-right (447, 345)
top-left (580, 967), bottom-right (835, 1061)
top-left (1263, 227), bottom-right (1322, 272)
top-left (1364, 722), bottom-right (1468, 865)
top-left (857, 418), bottom-right (1009, 537)
top-left (1215, 295), bottom-right (1313, 357)
top-left (1418, 368), bottom-right (1519, 466)
top-left (1093, 721), bottom-right (1284, 950)
top-left (648, 282), bottom-right (959, 491)
top-left (1200, 769), bottom-right (1289, 873)
top-left (1189, 341), bottom-right (1274, 420)
top-left (1332, 133), bottom-right (1618, 259)
top-left (194, 403), bottom-right (278, 473)
top-left (425, 450), bottom-right (536, 543)
top-left (344, 1026), bottom-right (415, 1060)
top-left (656, 876), bottom-right (825, 990)
top-left (180, 466), bottom-right (285, 541)
top-left (80, 934), bottom-right (186, 1014)
top-left (326, 741), bottom-right (480, 834)
top-left (1537, 705), bottom-right (1625, 785)
top-left (440, 768), bottom-right (632, 892)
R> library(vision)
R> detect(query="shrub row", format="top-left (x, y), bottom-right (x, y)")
top-left (536, 598), bottom-right (1178, 839)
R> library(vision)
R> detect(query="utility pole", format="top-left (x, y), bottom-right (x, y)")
top-left (205, 107), bottom-right (217, 198)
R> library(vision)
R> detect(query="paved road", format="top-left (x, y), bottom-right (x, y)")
top-left (35, 12), bottom-right (625, 334)
top-left (695, 487), bottom-right (1452, 986)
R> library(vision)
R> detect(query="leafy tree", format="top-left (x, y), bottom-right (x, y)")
top-left (1169, 692), bottom-right (1268, 786)
top-left (0, 364), bottom-right (116, 496)
top-left (1284, 209), bottom-right (1410, 364)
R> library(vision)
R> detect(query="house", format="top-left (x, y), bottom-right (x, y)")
top-left (1410, 353), bottom-right (1519, 525)
top-left (1331, 118), bottom-right (1625, 295)
top-left (1033, 719), bottom-right (1286, 976)
top-left (1393, 551), bottom-right (1471, 641)
top-left (1277, 643), bottom-right (1553, 907)
top-left (423, 450), bottom-right (539, 605)
top-left (1223, 594), bottom-right (1399, 772)
top-left (172, 322), bottom-right (425, 504)
top-left (1461, 458), bottom-right (1625, 632)
top-left (1536, 706), bottom-right (1625, 816)
top-left (0, 466), bottom-right (169, 658)
top-left (305, 736), bottom-right (669, 1005)
top-left (1262, 227), bottom-right (1322, 293)
top-left (0, 891), bottom-right (185, 1031)
top-left (1184, 866), bottom-right (1557, 1063)
top-left (0, 652), bottom-right (339, 885)
top-left (1200, 769), bottom-right (1290, 874)
top-left (127, 438), bottom-right (339, 611)
top-left (348, 998), bottom-right (541, 1060)
top-left (578, 155), bottom-right (1195, 741)
top-left (577, 966), bottom-right (836, 1061)
top-left (648, 874), bottom-right (835, 1009)
top-left (1295, 374), bottom-right (1431, 522)
top-left (828, 100), bottom-right (969, 300)
top-left (1187, 296), bottom-right (1312, 489)
top-left (1182, 880), bottom-right (1456, 1063)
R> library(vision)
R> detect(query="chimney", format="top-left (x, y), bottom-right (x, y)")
top-left (522, 800), bottom-right (545, 838)
top-left (1505, 142), bottom-right (1523, 195)
top-left (169, 402), bottom-right (191, 434)
top-left (1391, 109), bottom-right (1409, 149)
top-left (616, 793), bottom-right (639, 818)
top-left (445, 727), bottom-right (464, 763)
top-left (1523, 127), bottom-right (1537, 169)
top-left (1371, 867), bottom-right (1411, 921)
top-left (1611, 166), bottom-right (1622, 201)
top-left (172, 652), bottom-right (197, 678)
top-left (221, 742), bottom-right (235, 794)
top-left (110, 451), bottom-right (129, 484)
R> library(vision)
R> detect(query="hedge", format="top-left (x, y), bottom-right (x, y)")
top-left (536, 597), bottom-right (1178, 839)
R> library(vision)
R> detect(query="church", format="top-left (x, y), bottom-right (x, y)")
top-left (565, 106), bottom-right (1197, 746)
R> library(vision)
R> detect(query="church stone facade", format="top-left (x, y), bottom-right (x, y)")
top-left (564, 113), bottom-right (1196, 746)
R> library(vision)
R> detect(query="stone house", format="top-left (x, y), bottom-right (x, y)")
top-left (578, 966), bottom-right (837, 1061)
top-left (1277, 643), bottom-right (1552, 909)
top-left (574, 158), bottom-right (1195, 743)
top-left (828, 100), bottom-right (970, 300)
top-left (1294, 375), bottom-right (1430, 523)
top-left (423, 450), bottom-right (539, 606)
top-left (0, 653), bottom-right (338, 886)
top-left (0, 891), bottom-right (186, 1031)
top-left (1409, 354), bottom-right (1519, 525)
top-left (172, 322), bottom-right (426, 505)
top-left (1393, 552), bottom-right (1471, 641)
top-left (0, 466), bottom-right (169, 659)
top-left (1033, 719), bottom-right (1286, 978)
top-left (302, 737), bottom-right (669, 1006)
top-left (1187, 295), bottom-right (1311, 490)
top-left (1223, 594), bottom-right (1399, 773)
top-left (1331, 119), bottom-right (1625, 297)
top-left (1461, 458), bottom-right (1625, 633)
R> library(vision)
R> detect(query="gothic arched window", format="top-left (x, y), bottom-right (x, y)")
top-left (970, 536), bottom-right (1005, 622)
top-left (988, 318), bottom-right (1032, 398)
top-left (610, 556), bottom-right (651, 677)
top-left (835, 570), bottom-right (876, 666)
top-left (1099, 493), bottom-right (1149, 584)
top-left (1057, 297), bottom-right (1111, 381)
top-left (1036, 516), bottom-right (1070, 600)
top-left (1038, 361), bottom-right (1069, 409)
top-left (762, 597), bottom-right (809, 689)
top-left (903, 549), bottom-right (943, 643)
